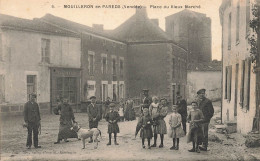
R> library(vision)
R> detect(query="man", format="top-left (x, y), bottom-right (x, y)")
top-left (24, 93), bottom-right (41, 149)
top-left (196, 89), bottom-right (214, 151)
top-left (103, 97), bottom-right (111, 118)
top-left (176, 93), bottom-right (187, 134)
top-left (87, 96), bottom-right (101, 143)
top-left (141, 89), bottom-right (152, 114)
top-left (53, 98), bottom-right (77, 144)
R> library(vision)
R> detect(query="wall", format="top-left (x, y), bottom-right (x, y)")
top-left (126, 43), bottom-right (171, 99)
top-left (221, 0), bottom-right (256, 134)
top-left (0, 29), bottom-right (81, 115)
top-left (81, 34), bottom-right (127, 102)
top-left (187, 71), bottom-right (221, 104)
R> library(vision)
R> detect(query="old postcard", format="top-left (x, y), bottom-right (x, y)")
top-left (0, 0), bottom-right (260, 160)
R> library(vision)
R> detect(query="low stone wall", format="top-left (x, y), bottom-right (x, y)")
top-left (0, 102), bottom-right (50, 116)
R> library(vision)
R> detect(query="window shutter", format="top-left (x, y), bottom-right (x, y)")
top-left (243, 59), bottom-right (249, 109)
top-left (225, 67), bottom-right (228, 99)
top-left (228, 66), bottom-right (232, 101)
top-left (240, 60), bottom-right (245, 107)
top-left (246, 59), bottom-right (251, 110)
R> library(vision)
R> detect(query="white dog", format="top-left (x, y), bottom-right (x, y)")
top-left (71, 125), bottom-right (102, 149)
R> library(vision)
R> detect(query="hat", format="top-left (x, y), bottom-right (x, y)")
top-left (197, 89), bottom-right (206, 94)
top-left (160, 98), bottom-right (167, 102)
top-left (30, 93), bottom-right (37, 98)
top-left (109, 103), bottom-right (116, 107)
top-left (90, 96), bottom-right (96, 99)
top-left (142, 89), bottom-right (149, 92)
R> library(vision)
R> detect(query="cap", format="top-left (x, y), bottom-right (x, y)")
top-left (30, 93), bottom-right (37, 98)
top-left (90, 96), bottom-right (96, 99)
top-left (197, 89), bottom-right (206, 94)
top-left (109, 103), bottom-right (116, 107)
top-left (160, 98), bottom-right (167, 102)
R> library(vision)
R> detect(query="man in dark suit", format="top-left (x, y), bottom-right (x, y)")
top-left (176, 93), bottom-right (187, 135)
top-left (87, 96), bottom-right (100, 143)
top-left (141, 89), bottom-right (152, 114)
top-left (24, 93), bottom-right (41, 149)
top-left (197, 89), bottom-right (214, 151)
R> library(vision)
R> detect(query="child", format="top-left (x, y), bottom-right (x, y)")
top-left (118, 101), bottom-right (125, 122)
top-left (168, 106), bottom-right (185, 150)
top-left (135, 108), bottom-right (153, 149)
top-left (105, 103), bottom-right (120, 145)
top-left (187, 101), bottom-right (204, 153)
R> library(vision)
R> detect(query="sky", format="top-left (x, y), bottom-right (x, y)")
top-left (0, 0), bottom-right (222, 60)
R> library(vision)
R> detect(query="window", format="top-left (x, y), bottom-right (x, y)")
top-left (236, 1), bottom-right (240, 43)
top-left (56, 77), bottom-right (77, 103)
top-left (246, 0), bottom-right (250, 36)
top-left (41, 39), bottom-right (50, 63)
top-left (101, 55), bottom-right (107, 74)
top-left (172, 58), bottom-right (175, 79)
top-left (119, 84), bottom-right (124, 100)
top-left (225, 66), bottom-right (232, 101)
top-left (0, 75), bottom-right (5, 103)
top-left (240, 59), bottom-right (251, 110)
top-left (112, 58), bottom-right (116, 75)
top-left (119, 58), bottom-right (124, 76)
top-left (88, 51), bottom-right (95, 75)
top-left (27, 75), bottom-right (37, 101)
top-left (113, 84), bottom-right (117, 101)
top-left (228, 13), bottom-right (232, 50)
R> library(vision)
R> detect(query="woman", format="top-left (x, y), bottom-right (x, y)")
top-left (53, 98), bottom-right (77, 144)
top-left (124, 99), bottom-right (136, 121)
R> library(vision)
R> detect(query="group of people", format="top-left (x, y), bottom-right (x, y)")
top-left (134, 89), bottom-right (214, 153)
top-left (23, 88), bottom-right (214, 153)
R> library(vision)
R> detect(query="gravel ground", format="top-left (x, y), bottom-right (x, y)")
top-left (1, 104), bottom-right (260, 161)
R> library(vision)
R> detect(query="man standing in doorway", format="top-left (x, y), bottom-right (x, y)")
top-left (176, 92), bottom-right (187, 135)
top-left (141, 89), bottom-right (152, 114)
top-left (24, 93), bottom-right (41, 149)
top-left (87, 96), bottom-right (100, 143)
top-left (197, 89), bottom-right (214, 151)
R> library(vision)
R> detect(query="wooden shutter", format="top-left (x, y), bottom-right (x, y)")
top-left (240, 60), bottom-right (245, 107)
top-left (225, 67), bottom-right (228, 99)
top-left (227, 66), bottom-right (232, 101)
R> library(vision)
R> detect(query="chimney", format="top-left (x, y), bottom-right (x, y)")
top-left (92, 24), bottom-right (103, 31)
top-left (150, 19), bottom-right (159, 26)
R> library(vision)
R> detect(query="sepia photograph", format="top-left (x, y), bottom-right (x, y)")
top-left (0, 0), bottom-right (260, 160)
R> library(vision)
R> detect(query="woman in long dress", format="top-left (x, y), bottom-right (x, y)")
top-left (53, 98), bottom-right (77, 144)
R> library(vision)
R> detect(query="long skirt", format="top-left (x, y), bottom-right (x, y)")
top-left (154, 119), bottom-right (167, 134)
top-left (187, 126), bottom-right (203, 144)
top-left (140, 127), bottom-right (153, 139)
top-left (124, 107), bottom-right (136, 121)
top-left (58, 121), bottom-right (78, 140)
top-left (107, 123), bottom-right (120, 133)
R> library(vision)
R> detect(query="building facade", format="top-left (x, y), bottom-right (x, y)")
top-left (220, 0), bottom-right (258, 134)
top-left (0, 14), bottom-right (81, 115)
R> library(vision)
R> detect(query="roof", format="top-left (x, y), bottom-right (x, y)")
top-left (187, 60), bottom-right (221, 71)
top-left (166, 9), bottom-right (207, 20)
top-left (110, 8), bottom-right (171, 43)
top-left (37, 14), bottom-right (123, 42)
top-left (0, 14), bottom-right (79, 37)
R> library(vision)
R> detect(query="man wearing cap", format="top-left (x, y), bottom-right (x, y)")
top-left (196, 89), bottom-right (214, 151)
top-left (24, 93), bottom-right (41, 149)
top-left (87, 96), bottom-right (101, 143)
top-left (141, 89), bottom-right (152, 114)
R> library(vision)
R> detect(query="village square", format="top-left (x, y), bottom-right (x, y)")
top-left (1, 0), bottom-right (260, 160)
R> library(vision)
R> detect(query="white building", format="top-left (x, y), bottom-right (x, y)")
top-left (219, 0), bottom-right (259, 134)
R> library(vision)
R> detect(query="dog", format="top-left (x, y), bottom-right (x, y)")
top-left (71, 124), bottom-right (102, 149)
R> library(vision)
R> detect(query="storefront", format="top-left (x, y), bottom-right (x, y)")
top-left (50, 67), bottom-right (81, 112)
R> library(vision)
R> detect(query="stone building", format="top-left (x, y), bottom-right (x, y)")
top-left (111, 9), bottom-right (187, 103)
top-left (38, 14), bottom-right (127, 103)
top-left (0, 14), bottom-right (81, 115)
top-left (165, 9), bottom-right (212, 63)
top-left (220, 0), bottom-right (258, 134)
